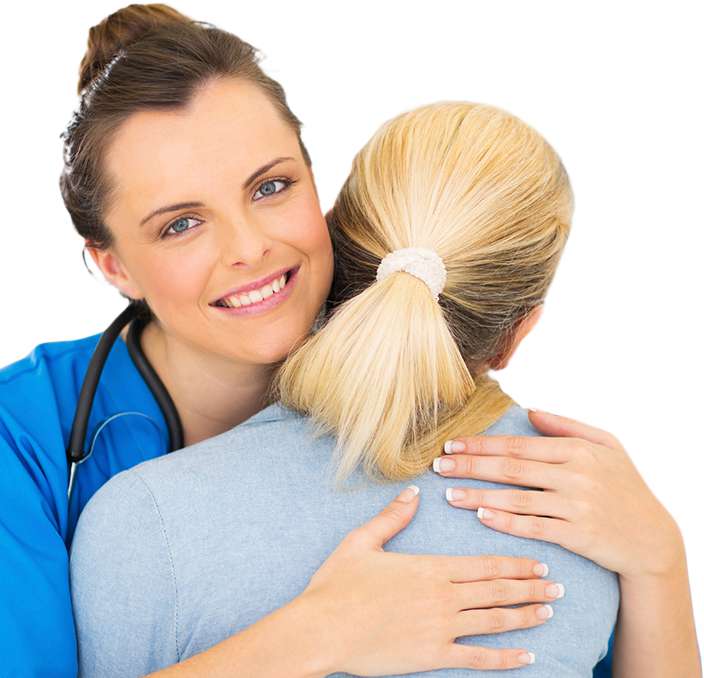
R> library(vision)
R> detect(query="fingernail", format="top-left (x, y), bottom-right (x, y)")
top-left (546, 583), bottom-right (565, 599)
top-left (536, 604), bottom-right (553, 619)
top-left (533, 562), bottom-right (549, 577)
top-left (433, 457), bottom-right (456, 472)
top-left (397, 485), bottom-right (420, 503)
top-left (445, 488), bottom-right (466, 502)
top-left (528, 407), bottom-right (550, 415)
top-left (518, 651), bottom-right (535, 665)
top-left (444, 440), bottom-right (466, 454)
top-left (477, 507), bottom-right (494, 520)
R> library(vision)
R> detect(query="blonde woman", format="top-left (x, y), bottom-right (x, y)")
top-left (70, 101), bottom-right (700, 676)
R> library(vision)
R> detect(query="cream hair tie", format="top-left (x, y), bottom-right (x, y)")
top-left (376, 247), bottom-right (447, 302)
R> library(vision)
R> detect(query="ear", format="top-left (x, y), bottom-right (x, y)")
top-left (86, 243), bottom-right (144, 300)
top-left (488, 304), bottom-right (544, 371)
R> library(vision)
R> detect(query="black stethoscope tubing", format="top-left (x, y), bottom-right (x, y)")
top-left (125, 309), bottom-right (184, 452)
top-left (66, 303), bottom-right (184, 497)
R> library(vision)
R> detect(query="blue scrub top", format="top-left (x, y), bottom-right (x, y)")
top-left (0, 332), bottom-right (169, 677)
top-left (0, 332), bottom-right (614, 677)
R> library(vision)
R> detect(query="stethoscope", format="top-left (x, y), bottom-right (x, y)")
top-left (66, 302), bottom-right (184, 500)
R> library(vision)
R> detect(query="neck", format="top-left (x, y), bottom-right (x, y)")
top-left (131, 321), bottom-right (278, 447)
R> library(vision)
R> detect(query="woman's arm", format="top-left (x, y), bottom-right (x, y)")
top-left (144, 594), bottom-right (329, 678)
top-left (612, 532), bottom-right (702, 678)
top-left (435, 408), bottom-right (702, 674)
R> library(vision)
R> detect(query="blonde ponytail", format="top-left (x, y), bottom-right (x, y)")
top-left (276, 264), bottom-right (478, 486)
top-left (273, 101), bottom-right (573, 488)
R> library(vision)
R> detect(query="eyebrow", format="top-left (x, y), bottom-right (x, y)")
top-left (139, 156), bottom-right (296, 226)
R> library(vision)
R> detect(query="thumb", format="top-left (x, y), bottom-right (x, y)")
top-left (356, 485), bottom-right (420, 550)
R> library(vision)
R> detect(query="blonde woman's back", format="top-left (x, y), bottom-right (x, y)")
top-left (70, 400), bottom-right (618, 677)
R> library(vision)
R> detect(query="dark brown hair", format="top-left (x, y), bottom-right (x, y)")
top-left (60, 3), bottom-right (311, 252)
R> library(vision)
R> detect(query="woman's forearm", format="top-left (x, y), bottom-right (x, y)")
top-left (612, 534), bottom-right (702, 678)
top-left (145, 594), bottom-right (334, 678)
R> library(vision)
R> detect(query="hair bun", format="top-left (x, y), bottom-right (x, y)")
top-left (77, 3), bottom-right (192, 94)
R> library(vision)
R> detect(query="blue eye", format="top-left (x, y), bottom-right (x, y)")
top-left (159, 177), bottom-right (295, 239)
top-left (253, 178), bottom-right (292, 201)
top-left (163, 216), bottom-right (200, 238)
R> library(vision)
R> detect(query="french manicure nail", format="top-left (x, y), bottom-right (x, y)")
top-left (446, 488), bottom-right (465, 502)
top-left (444, 440), bottom-right (466, 454)
top-left (546, 583), bottom-right (565, 599)
top-left (518, 651), bottom-right (535, 665)
top-left (533, 562), bottom-right (549, 577)
top-left (433, 457), bottom-right (455, 472)
top-left (397, 485), bottom-right (420, 503)
top-left (536, 604), bottom-right (553, 619)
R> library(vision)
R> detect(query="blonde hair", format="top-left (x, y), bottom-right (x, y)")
top-left (271, 101), bottom-right (574, 489)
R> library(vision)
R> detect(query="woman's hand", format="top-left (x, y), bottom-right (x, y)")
top-left (434, 409), bottom-right (685, 580)
top-left (299, 485), bottom-right (561, 676)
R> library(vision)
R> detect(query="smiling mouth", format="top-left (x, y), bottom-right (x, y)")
top-left (211, 267), bottom-right (297, 309)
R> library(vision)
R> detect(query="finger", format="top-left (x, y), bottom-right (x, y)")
top-left (446, 487), bottom-right (573, 520)
top-left (476, 507), bottom-right (573, 548)
top-left (450, 604), bottom-right (551, 658)
top-left (527, 409), bottom-right (621, 449)
top-left (433, 454), bottom-right (570, 490)
top-left (441, 554), bottom-right (550, 583)
top-left (454, 577), bottom-right (565, 610)
top-left (445, 433), bottom-right (575, 463)
top-left (352, 485), bottom-right (420, 549)
top-left (445, 641), bottom-right (537, 670)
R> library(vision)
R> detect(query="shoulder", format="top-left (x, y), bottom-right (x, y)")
top-left (70, 468), bottom-right (174, 598)
top-left (0, 334), bottom-right (101, 390)
top-left (70, 469), bottom-right (180, 672)
top-left (483, 403), bottom-right (541, 437)
top-left (0, 334), bottom-right (102, 435)
top-left (103, 401), bottom-right (310, 513)
top-left (74, 467), bottom-right (158, 529)
top-left (137, 401), bottom-right (308, 467)
top-left (0, 331), bottom-right (164, 537)
top-left (0, 330), bottom-right (161, 457)
top-left (0, 334), bottom-right (103, 500)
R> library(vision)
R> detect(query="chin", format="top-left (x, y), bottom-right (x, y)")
top-left (239, 332), bottom-right (311, 366)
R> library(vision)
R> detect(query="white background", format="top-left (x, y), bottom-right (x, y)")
top-left (3, 0), bottom-right (703, 648)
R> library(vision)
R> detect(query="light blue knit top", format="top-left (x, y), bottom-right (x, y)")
top-left (70, 401), bottom-right (619, 677)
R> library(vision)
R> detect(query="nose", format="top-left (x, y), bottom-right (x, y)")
top-left (218, 216), bottom-right (273, 268)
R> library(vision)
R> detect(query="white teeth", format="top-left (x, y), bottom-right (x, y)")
top-left (219, 271), bottom-right (291, 308)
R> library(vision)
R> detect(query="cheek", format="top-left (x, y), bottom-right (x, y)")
top-left (137, 243), bottom-right (214, 314)
top-left (286, 204), bottom-right (334, 286)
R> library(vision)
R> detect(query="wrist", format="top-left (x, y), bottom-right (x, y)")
top-left (286, 593), bottom-right (339, 678)
top-left (623, 522), bottom-right (686, 583)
